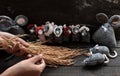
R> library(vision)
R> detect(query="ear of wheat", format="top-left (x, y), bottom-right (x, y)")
top-left (0, 37), bottom-right (86, 67)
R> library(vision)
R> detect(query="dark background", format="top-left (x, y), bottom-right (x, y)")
top-left (0, 0), bottom-right (120, 25)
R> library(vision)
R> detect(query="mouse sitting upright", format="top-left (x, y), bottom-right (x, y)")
top-left (71, 24), bottom-right (80, 42)
top-left (79, 25), bottom-right (90, 43)
top-left (63, 24), bottom-right (72, 43)
top-left (44, 21), bottom-right (55, 42)
top-left (53, 25), bottom-right (63, 44)
top-left (92, 13), bottom-right (118, 58)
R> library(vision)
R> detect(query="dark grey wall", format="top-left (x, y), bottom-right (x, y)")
top-left (0, 0), bottom-right (120, 25)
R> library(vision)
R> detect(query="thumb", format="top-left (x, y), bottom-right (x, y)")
top-left (29, 54), bottom-right (43, 63)
top-left (0, 37), bottom-right (4, 40)
top-left (16, 38), bottom-right (30, 47)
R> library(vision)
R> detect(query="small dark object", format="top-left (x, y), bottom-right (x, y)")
top-left (63, 24), bottom-right (71, 43)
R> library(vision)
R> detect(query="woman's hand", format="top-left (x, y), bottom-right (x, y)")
top-left (0, 31), bottom-right (29, 57)
top-left (1, 54), bottom-right (46, 76)
top-left (0, 31), bottom-right (29, 47)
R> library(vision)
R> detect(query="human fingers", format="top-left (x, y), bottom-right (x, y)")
top-left (0, 37), bottom-right (4, 40)
top-left (0, 32), bottom-right (15, 38)
top-left (0, 37), bottom-right (4, 47)
top-left (6, 42), bottom-right (20, 54)
top-left (16, 38), bottom-right (29, 47)
top-left (27, 54), bottom-right (33, 58)
top-left (36, 58), bottom-right (46, 72)
top-left (10, 44), bottom-right (29, 57)
top-left (28, 54), bottom-right (43, 63)
top-left (0, 32), bottom-right (29, 47)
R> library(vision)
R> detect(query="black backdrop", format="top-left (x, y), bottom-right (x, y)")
top-left (0, 0), bottom-right (120, 25)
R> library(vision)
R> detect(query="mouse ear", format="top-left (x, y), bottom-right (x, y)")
top-left (109, 15), bottom-right (120, 28)
top-left (109, 15), bottom-right (120, 23)
top-left (96, 13), bottom-right (109, 24)
top-left (15, 15), bottom-right (28, 26)
top-left (95, 44), bottom-right (99, 47)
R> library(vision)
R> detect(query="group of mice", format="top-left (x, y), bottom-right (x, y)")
top-left (0, 13), bottom-right (120, 66)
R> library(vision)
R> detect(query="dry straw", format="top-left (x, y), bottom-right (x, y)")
top-left (0, 37), bottom-right (86, 67)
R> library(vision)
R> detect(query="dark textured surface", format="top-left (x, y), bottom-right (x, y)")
top-left (42, 67), bottom-right (120, 76)
top-left (0, 45), bottom-right (120, 76)
top-left (41, 48), bottom-right (120, 76)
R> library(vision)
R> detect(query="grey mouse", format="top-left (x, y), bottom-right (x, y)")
top-left (89, 44), bottom-right (117, 58)
top-left (82, 53), bottom-right (109, 66)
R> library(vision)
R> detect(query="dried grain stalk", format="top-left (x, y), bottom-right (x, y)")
top-left (0, 37), bottom-right (87, 66)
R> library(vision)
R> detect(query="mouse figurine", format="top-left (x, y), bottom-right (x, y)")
top-left (89, 44), bottom-right (117, 58)
top-left (93, 13), bottom-right (117, 56)
top-left (0, 15), bottom-right (14, 32)
top-left (71, 24), bottom-right (80, 42)
top-left (10, 15), bottom-right (28, 34)
top-left (44, 21), bottom-right (55, 42)
top-left (82, 53), bottom-right (109, 66)
top-left (63, 24), bottom-right (72, 43)
top-left (35, 25), bottom-right (46, 42)
top-left (79, 25), bottom-right (90, 43)
top-left (109, 15), bottom-right (120, 40)
top-left (27, 24), bottom-right (37, 34)
top-left (0, 15), bottom-right (25, 34)
top-left (53, 25), bottom-right (63, 44)
top-left (27, 24), bottom-right (38, 41)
